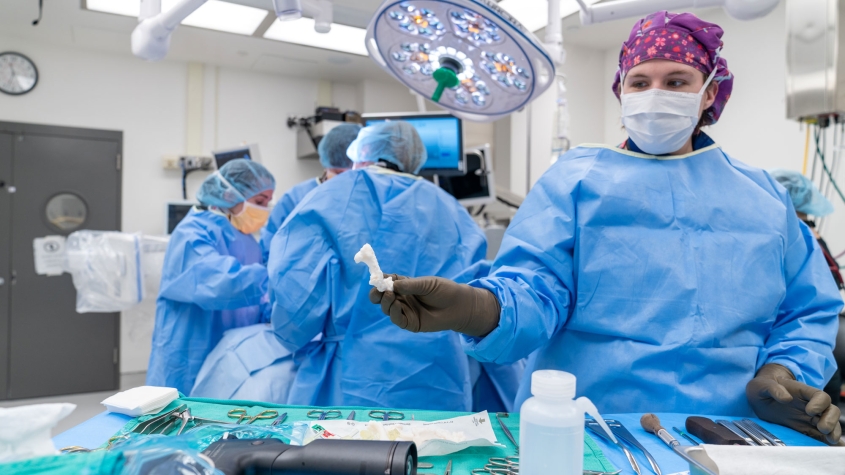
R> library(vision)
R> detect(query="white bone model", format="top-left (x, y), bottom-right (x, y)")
top-left (354, 244), bottom-right (394, 292)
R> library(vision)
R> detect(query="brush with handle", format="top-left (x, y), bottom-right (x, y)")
top-left (640, 414), bottom-right (718, 475)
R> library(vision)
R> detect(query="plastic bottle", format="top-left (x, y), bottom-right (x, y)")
top-left (519, 370), bottom-right (616, 475)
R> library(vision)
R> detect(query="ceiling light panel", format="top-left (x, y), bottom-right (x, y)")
top-left (86, 0), bottom-right (141, 17)
top-left (163, 0), bottom-right (268, 35)
top-left (264, 18), bottom-right (368, 56)
top-left (498, 0), bottom-right (603, 32)
top-left (87, 0), bottom-right (267, 35)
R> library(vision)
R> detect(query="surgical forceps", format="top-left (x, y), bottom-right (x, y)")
top-left (307, 409), bottom-right (343, 420)
top-left (227, 408), bottom-right (279, 425)
top-left (604, 419), bottom-right (661, 475)
top-left (133, 405), bottom-right (187, 434)
top-left (586, 421), bottom-right (642, 475)
top-left (369, 410), bottom-right (405, 421)
top-left (496, 413), bottom-right (519, 453)
top-left (734, 419), bottom-right (778, 446)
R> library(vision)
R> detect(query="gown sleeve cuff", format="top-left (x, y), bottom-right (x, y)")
top-left (461, 278), bottom-right (516, 363)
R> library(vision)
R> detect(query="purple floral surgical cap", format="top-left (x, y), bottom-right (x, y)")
top-left (611, 11), bottom-right (734, 124)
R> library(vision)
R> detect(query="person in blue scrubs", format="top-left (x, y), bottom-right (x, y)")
top-left (770, 169), bottom-right (845, 407)
top-left (268, 121), bottom-right (486, 410)
top-left (260, 123), bottom-right (362, 262)
top-left (371, 12), bottom-right (843, 443)
top-left (147, 159), bottom-right (275, 394)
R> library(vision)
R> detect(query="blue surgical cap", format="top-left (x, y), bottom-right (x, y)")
top-left (770, 169), bottom-right (834, 217)
top-left (197, 159), bottom-right (275, 209)
top-left (318, 123), bottom-right (361, 170)
top-left (346, 121), bottom-right (427, 174)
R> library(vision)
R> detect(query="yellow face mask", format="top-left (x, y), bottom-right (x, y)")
top-left (229, 201), bottom-right (270, 235)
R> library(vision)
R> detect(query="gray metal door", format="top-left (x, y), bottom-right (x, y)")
top-left (0, 133), bottom-right (12, 400)
top-left (0, 122), bottom-right (121, 399)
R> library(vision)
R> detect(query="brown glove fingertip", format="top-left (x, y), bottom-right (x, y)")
top-left (369, 287), bottom-right (384, 304)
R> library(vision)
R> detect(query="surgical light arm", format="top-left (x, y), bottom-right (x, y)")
top-left (575, 0), bottom-right (780, 25)
top-left (132, 0), bottom-right (334, 61)
top-left (132, 0), bottom-right (208, 61)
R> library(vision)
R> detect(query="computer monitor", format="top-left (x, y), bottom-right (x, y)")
top-left (212, 144), bottom-right (261, 169)
top-left (362, 113), bottom-right (464, 176)
top-left (166, 202), bottom-right (196, 235)
top-left (438, 144), bottom-right (496, 206)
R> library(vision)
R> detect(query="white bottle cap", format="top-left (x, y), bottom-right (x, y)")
top-left (531, 370), bottom-right (576, 399)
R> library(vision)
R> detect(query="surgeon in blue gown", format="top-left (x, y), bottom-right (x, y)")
top-left (260, 124), bottom-right (362, 263)
top-left (371, 12), bottom-right (843, 443)
top-left (268, 121), bottom-right (486, 410)
top-left (148, 159), bottom-right (275, 394)
top-left (191, 125), bottom-right (362, 402)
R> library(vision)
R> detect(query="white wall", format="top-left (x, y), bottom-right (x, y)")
top-left (563, 44), bottom-right (610, 148)
top-left (504, 42), bottom-right (608, 195)
top-left (210, 67), bottom-right (324, 197)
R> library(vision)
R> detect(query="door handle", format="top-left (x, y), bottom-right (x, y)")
top-left (0, 277), bottom-right (4, 286)
top-left (9, 270), bottom-right (16, 285)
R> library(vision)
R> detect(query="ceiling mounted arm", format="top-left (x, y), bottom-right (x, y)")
top-left (132, 0), bottom-right (208, 61)
top-left (131, 0), bottom-right (335, 61)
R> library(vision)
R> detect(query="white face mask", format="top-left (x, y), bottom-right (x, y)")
top-left (620, 67), bottom-right (717, 155)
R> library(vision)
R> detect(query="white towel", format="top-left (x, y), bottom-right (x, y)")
top-left (101, 386), bottom-right (178, 416)
top-left (699, 444), bottom-right (845, 475)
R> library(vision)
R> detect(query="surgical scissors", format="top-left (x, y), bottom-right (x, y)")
top-left (369, 410), bottom-right (405, 421)
top-left (307, 409), bottom-right (343, 420)
top-left (227, 408), bottom-right (279, 425)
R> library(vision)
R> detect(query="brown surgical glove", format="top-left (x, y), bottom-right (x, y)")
top-left (369, 274), bottom-right (501, 337)
top-left (746, 363), bottom-right (842, 445)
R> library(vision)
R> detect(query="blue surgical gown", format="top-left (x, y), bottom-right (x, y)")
top-left (190, 324), bottom-right (296, 403)
top-left (260, 178), bottom-right (320, 263)
top-left (269, 167), bottom-right (486, 410)
top-left (465, 143), bottom-right (842, 415)
top-left (454, 260), bottom-right (527, 413)
top-left (147, 209), bottom-right (269, 394)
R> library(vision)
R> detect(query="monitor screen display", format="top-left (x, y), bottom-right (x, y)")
top-left (363, 114), bottom-right (463, 175)
top-left (167, 203), bottom-right (195, 234)
top-left (439, 150), bottom-right (488, 200)
top-left (214, 148), bottom-right (253, 169)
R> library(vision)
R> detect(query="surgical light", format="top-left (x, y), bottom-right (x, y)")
top-left (366, 0), bottom-right (556, 122)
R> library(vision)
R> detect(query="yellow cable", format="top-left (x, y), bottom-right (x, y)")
top-left (802, 124), bottom-right (811, 175)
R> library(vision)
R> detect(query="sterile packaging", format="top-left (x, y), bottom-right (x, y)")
top-left (64, 231), bottom-right (169, 313)
top-left (101, 386), bottom-right (179, 416)
top-left (303, 411), bottom-right (503, 457)
top-left (106, 433), bottom-right (218, 475)
top-left (0, 403), bottom-right (76, 463)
